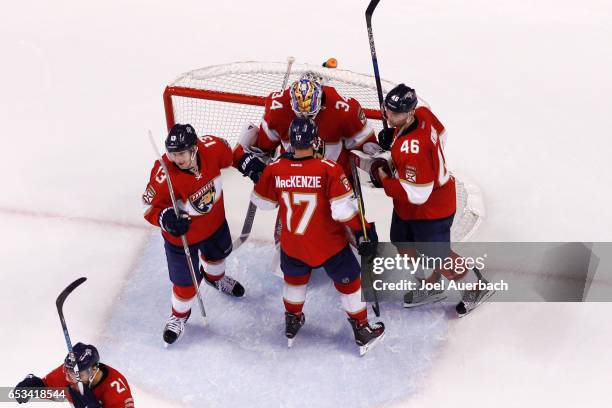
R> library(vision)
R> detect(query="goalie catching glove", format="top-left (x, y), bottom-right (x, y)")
top-left (159, 208), bottom-right (192, 236)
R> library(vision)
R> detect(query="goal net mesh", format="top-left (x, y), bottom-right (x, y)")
top-left (164, 61), bottom-right (483, 242)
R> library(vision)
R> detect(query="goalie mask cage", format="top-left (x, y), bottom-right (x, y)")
top-left (163, 61), bottom-right (484, 242)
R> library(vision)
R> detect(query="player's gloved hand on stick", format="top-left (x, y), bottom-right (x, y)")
top-left (377, 128), bottom-right (395, 151)
top-left (160, 208), bottom-right (192, 237)
top-left (68, 386), bottom-right (102, 408)
top-left (238, 151), bottom-right (267, 183)
top-left (369, 157), bottom-right (392, 188)
top-left (355, 223), bottom-right (378, 257)
top-left (14, 374), bottom-right (45, 403)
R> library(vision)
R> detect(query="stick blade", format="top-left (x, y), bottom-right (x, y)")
top-left (56, 277), bottom-right (87, 310)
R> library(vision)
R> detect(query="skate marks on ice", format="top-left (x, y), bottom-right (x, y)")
top-left (102, 233), bottom-right (451, 408)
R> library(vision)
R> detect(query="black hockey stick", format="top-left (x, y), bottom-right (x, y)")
top-left (56, 277), bottom-right (87, 395)
top-left (148, 131), bottom-right (207, 321)
top-left (351, 157), bottom-right (381, 317)
top-left (366, 0), bottom-right (388, 130)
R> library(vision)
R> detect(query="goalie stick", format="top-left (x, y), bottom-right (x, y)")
top-left (232, 56), bottom-right (295, 251)
top-left (148, 130), bottom-right (207, 322)
top-left (56, 277), bottom-right (87, 395)
top-left (350, 157), bottom-right (381, 317)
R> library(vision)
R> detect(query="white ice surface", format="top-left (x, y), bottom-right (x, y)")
top-left (1, 0), bottom-right (611, 407)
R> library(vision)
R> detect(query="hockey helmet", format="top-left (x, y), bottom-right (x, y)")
top-left (289, 79), bottom-right (323, 118)
top-left (165, 124), bottom-right (197, 153)
top-left (384, 84), bottom-right (418, 113)
top-left (64, 342), bottom-right (100, 372)
top-left (289, 117), bottom-right (319, 150)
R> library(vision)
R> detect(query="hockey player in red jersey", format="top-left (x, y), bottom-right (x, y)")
top-left (250, 117), bottom-right (385, 356)
top-left (13, 342), bottom-right (133, 407)
top-left (142, 124), bottom-right (245, 345)
top-left (235, 73), bottom-right (382, 184)
top-left (375, 84), bottom-right (494, 316)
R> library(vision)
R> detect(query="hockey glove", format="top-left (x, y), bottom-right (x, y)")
top-left (68, 386), bottom-right (102, 408)
top-left (160, 208), bottom-right (192, 237)
top-left (14, 374), bottom-right (45, 403)
top-left (377, 128), bottom-right (395, 151)
top-left (369, 157), bottom-right (392, 188)
top-left (238, 151), bottom-right (267, 183)
top-left (354, 223), bottom-right (379, 258)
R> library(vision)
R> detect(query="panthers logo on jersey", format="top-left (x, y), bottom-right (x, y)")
top-left (189, 181), bottom-right (216, 214)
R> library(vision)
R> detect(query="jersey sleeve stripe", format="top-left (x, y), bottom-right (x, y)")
top-left (250, 190), bottom-right (278, 210)
top-left (330, 194), bottom-right (358, 222)
top-left (343, 123), bottom-right (374, 150)
top-left (399, 179), bottom-right (434, 204)
top-left (261, 119), bottom-right (281, 142)
top-left (329, 190), bottom-right (353, 202)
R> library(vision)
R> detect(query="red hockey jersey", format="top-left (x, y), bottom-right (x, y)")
top-left (382, 106), bottom-right (456, 220)
top-left (251, 156), bottom-right (363, 266)
top-left (238, 85), bottom-right (377, 176)
top-left (43, 363), bottom-right (133, 407)
top-left (142, 136), bottom-right (233, 246)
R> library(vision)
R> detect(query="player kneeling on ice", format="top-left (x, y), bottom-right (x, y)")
top-left (250, 117), bottom-right (385, 356)
top-left (13, 342), bottom-right (133, 407)
top-left (373, 84), bottom-right (494, 316)
top-left (142, 124), bottom-right (245, 346)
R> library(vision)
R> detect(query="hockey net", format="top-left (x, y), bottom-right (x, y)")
top-left (164, 61), bottom-right (484, 242)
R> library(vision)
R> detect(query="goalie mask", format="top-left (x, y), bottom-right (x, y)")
top-left (290, 79), bottom-right (323, 118)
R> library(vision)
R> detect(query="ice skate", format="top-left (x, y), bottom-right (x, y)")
top-left (348, 318), bottom-right (385, 356)
top-left (203, 272), bottom-right (245, 298)
top-left (285, 312), bottom-right (305, 348)
top-left (163, 313), bottom-right (190, 347)
top-left (456, 275), bottom-right (496, 317)
top-left (403, 284), bottom-right (447, 308)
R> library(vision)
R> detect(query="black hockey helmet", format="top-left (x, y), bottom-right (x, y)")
top-left (289, 117), bottom-right (319, 149)
top-left (166, 124), bottom-right (197, 153)
top-left (384, 84), bottom-right (418, 113)
top-left (64, 342), bottom-right (100, 371)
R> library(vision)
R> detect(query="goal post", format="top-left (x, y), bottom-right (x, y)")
top-left (163, 61), bottom-right (484, 242)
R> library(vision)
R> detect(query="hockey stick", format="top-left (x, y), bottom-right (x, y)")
top-left (232, 56), bottom-right (295, 251)
top-left (148, 130), bottom-right (207, 322)
top-left (366, 0), bottom-right (388, 130)
top-left (350, 157), bottom-right (381, 317)
top-left (56, 277), bottom-right (87, 395)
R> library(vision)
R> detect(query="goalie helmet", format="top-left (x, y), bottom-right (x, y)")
top-left (289, 79), bottom-right (323, 118)
top-left (165, 124), bottom-right (197, 153)
top-left (299, 71), bottom-right (324, 85)
top-left (384, 84), bottom-right (418, 113)
top-left (289, 117), bottom-right (319, 150)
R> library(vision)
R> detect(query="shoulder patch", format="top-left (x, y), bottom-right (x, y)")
top-left (142, 185), bottom-right (156, 204)
top-left (340, 174), bottom-right (352, 192)
top-left (358, 107), bottom-right (366, 125)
